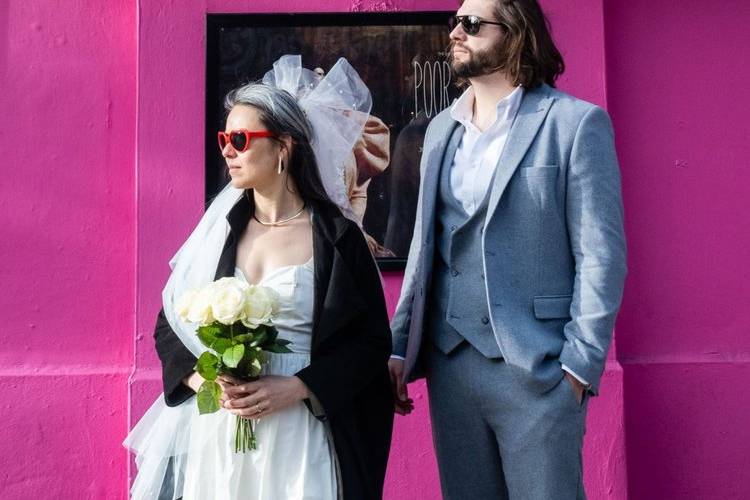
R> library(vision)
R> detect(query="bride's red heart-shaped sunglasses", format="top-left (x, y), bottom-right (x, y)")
top-left (217, 130), bottom-right (276, 153)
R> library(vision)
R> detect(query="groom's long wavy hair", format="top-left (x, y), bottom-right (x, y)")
top-left (462, 0), bottom-right (565, 88)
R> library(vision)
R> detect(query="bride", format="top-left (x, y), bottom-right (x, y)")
top-left (124, 56), bottom-right (394, 500)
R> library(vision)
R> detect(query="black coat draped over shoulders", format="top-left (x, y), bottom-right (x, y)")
top-left (153, 193), bottom-right (394, 499)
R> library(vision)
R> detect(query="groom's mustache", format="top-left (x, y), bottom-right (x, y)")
top-left (447, 41), bottom-right (472, 68)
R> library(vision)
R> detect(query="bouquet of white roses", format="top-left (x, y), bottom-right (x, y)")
top-left (176, 276), bottom-right (291, 452)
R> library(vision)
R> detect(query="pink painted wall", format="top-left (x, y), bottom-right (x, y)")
top-left (133, 1), bottom-right (626, 499)
top-left (0, 0), bottom-right (135, 498)
top-left (4, 0), bottom-right (746, 499)
top-left (604, 1), bottom-right (750, 498)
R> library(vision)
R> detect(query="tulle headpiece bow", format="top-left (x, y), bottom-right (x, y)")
top-left (262, 55), bottom-right (373, 219)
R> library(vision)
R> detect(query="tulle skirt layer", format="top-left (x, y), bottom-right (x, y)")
top-left (124, 352), bottom-right (337, 500)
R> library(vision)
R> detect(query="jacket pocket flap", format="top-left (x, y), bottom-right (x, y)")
top-left (533, 295), bottom-right (573, 319)
top-left (518, 164), bottom-right (558, 177)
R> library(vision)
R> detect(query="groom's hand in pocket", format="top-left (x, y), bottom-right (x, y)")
top-left (564, 371), bottom-right (586, 405)
top-left (388, 358), bottom-right (414, 415)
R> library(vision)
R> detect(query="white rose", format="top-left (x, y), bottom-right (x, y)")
top-left (242, 285), bottom-right (279, 329)
top-left (210, 277), bottom-right (250, 325)
top-left (186, 286), bottom-right (215, 325)
top-left (175, 289), bottom-right (198, 322)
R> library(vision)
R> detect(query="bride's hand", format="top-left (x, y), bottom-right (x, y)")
top-left (222, 375), bottom-right (311, 419)
top-left (184, 372), bottom-right (239, 408)
top-left (217, 374), bottom-right (245, 407)
top-left (183, 372), bottom-right (205, 393)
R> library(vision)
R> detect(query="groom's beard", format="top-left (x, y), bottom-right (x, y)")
top-left (449, 40), bottom-right (504, 79)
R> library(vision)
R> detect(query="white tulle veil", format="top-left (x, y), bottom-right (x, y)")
top-left (164, 55), bottom-right (372, 358)
top-left (123, 55), bottom-right (372, 499)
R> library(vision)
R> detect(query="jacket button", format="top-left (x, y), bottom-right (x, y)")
top-left (450, 225), bottom-right (457, 231)
top-left (481, 316), bottom-right (490, 325)
top-left (451, 269), bottom-right (459, 277)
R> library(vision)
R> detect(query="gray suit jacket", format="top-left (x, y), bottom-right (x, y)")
top-left (391, 84), bottom-right (627, 394)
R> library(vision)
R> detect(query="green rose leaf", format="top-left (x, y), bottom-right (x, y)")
top-left (264, 340), bottom-right (292, 354)
top-left (196, 380), bottom-right (222, 414)
top-left (211, 338), bottom-right (233, 354)
top-left (194, 352), bottom-right (219, 380)
top-left (265, 327), bottom-right (279, 343)
top-left (196, 324), bottom-right (222, 347)
top-left (223, 344), bottom-right (245, 368)
top-left (247, 357), bottom-right (263, 377)
top-left (233, 333), bottom-right (252, 343)
top-left (250, 329), bottom-right (268, 348)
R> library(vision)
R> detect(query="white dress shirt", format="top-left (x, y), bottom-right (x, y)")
top-left (448, 85), bottom-right (523, 214)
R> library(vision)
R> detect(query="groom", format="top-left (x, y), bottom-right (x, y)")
top-left (389, 0), bottom-right (627, 498)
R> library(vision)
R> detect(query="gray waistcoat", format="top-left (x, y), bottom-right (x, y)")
top-left (427, 126), bottom-right (503, 359)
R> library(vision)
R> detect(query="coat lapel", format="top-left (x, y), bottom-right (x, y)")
top-left (214, 192), bottom-right (252, 280)
top-left (311, 208), bottom-right (367, 351)
top-left (311, 214), bottom-right (334, 348)
top-left (484, 85), bottom-right (555, 226)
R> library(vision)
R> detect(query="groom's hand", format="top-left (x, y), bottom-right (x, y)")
top-left (564, 372), bottom-right (586, 405)
top-left (388, 358), bottom-right (414, 415)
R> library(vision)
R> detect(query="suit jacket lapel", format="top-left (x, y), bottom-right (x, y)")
top-left (420, 118), bottom-right (463, 246)
top-left (484, 85), bottom-right (555, 226)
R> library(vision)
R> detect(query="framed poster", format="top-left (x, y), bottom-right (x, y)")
top-left (206, 12), bottom-right (458, 270)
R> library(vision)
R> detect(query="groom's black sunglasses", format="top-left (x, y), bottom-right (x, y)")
top-left (449, 15), bottom-right (505, 36)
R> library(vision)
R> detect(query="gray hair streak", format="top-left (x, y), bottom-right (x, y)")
top-left (223, 83), bottom-right (315, 144)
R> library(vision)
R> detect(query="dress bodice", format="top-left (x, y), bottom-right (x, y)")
top-left (234, 257), bottom-right (314, 354)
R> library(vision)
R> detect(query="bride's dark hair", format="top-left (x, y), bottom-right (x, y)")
top-left (224, 83), bottom-right (339, 211)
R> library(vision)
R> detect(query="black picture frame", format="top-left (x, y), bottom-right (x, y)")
top-left (206, 11), bottom-right (457, 271)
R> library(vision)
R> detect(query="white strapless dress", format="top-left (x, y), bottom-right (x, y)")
top-left (125, 258), bottom-right (338, 500)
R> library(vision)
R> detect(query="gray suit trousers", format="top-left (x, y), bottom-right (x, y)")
top-left (426, 341), bottom-right (588, 500)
